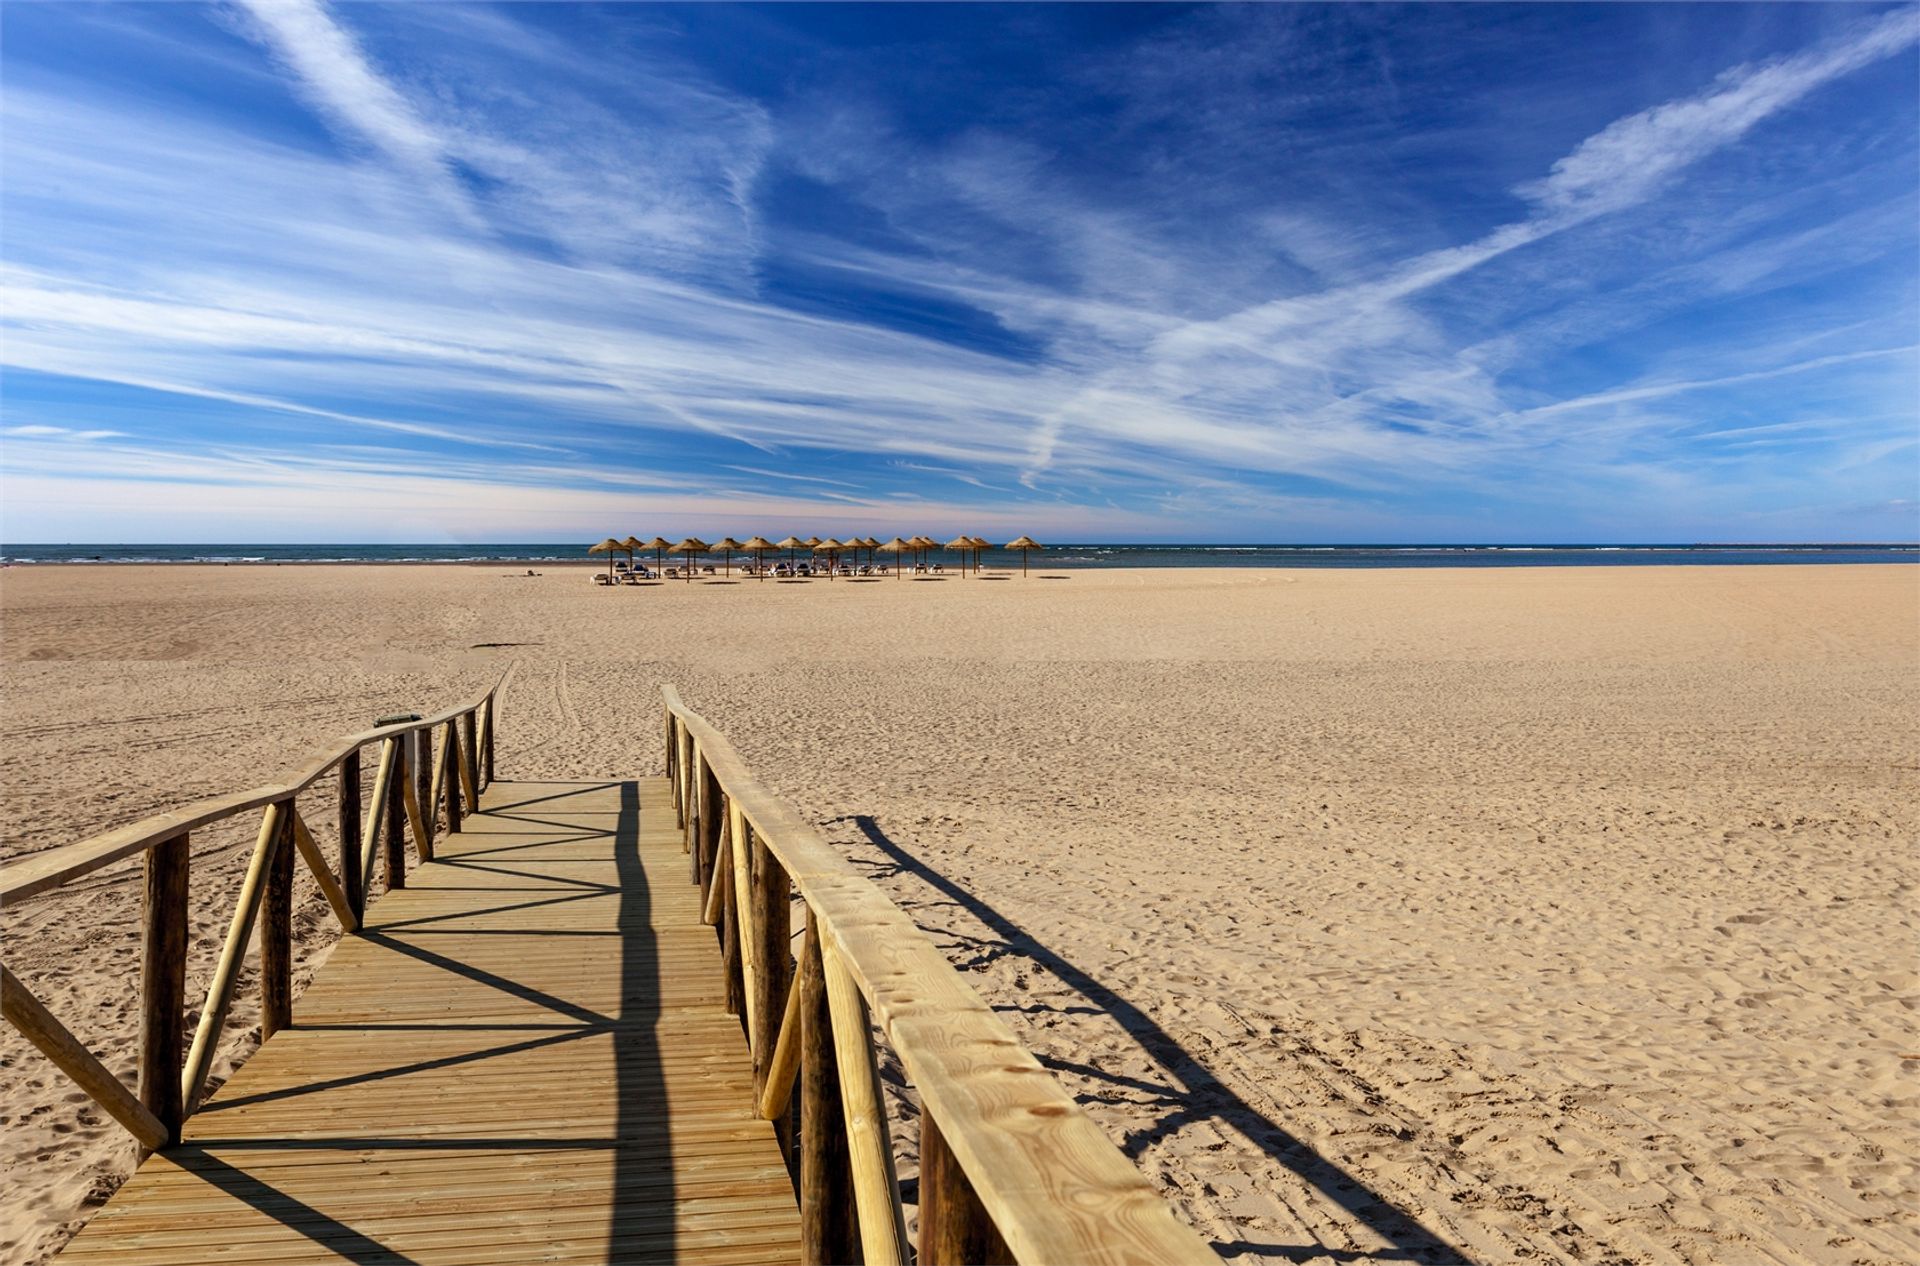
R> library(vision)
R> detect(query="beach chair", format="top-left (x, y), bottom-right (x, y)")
top-left (593, 573), bottom-right (614, 586)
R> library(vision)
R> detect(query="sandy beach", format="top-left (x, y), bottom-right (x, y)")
top-left (2, 562), bottom-right (1915, 1265)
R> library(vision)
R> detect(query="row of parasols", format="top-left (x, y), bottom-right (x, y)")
top-left (588, 534), bottom-right (1046, 580)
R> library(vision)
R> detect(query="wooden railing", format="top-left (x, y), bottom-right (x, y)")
top-left (664, 686), bottom-right (1219, 1266)
top-left (0, 674), bottom-right (507, 1151)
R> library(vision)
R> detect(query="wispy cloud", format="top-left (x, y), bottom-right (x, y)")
top-left (1, 3), bottom-right (1914, 540)
top-left (230, 0), bottom-right (481, 226)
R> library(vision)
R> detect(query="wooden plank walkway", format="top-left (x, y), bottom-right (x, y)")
top-left (62, 779), bottom-right (802, 1265)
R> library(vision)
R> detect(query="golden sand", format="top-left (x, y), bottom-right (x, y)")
top-left (2, 562), bottom-right (1915, 1264)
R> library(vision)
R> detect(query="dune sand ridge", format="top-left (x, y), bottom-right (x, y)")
top-left (2, 563), bottom-right (1915, 1264)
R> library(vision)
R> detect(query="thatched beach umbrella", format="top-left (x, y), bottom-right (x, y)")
top-left (671, 537), bottom-right (709, 583)
top-left (1005, 535), bottom-right (1043, 577)
top-left (968, 535), bottom-right (991, 574)
top-left (742, 536), bottom-right (776, 579)
top-left (588, 537), bottom-right (622, 579)
top-left (863, 535), bottom-right (883, 568)
top-left (879, 536), bottom-right (912, 579)
top-left (621, 535), bottom-right (646, 574)
top-left (712, 536), bottom-right (744, 578)
top-left (946, 535), bottom-right (975, 575)
top-left (643, 536), bottom-right (672, 574)
top-left (775, 535), bottom-right (806, 571)
top-left (813, 537), bottom-right (845, 581)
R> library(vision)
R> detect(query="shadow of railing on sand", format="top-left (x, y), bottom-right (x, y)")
top-left (838, 814), bottom-right (1473, 1265)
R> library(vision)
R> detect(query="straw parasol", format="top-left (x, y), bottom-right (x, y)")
top-left (712, 536), bottom-right (744, 578)
top-left (588, 537), bottom-right (622, 580)
top-left (621, 535), bottom-right (646, 574)
top-left (813, 537), bottom-right (845, 581)
top-left (774, 535), bottom-right (806, 572)
top-left (945, 535), bottom-right (975, 575)
top-left (670, 537), bottom-right (709, 583)
top-left (863, 535), bottom-right (882, 568)
top-left (969, 535), bottom-right (991, 574)
top-left (742, 535), bottom-right (776, 579)
top-left (642, 536), bottom-right (672, 575)
top-left (1005, 535), bottom-right (1043, 577)
top-left (878, 536), bottom-right (912, 579)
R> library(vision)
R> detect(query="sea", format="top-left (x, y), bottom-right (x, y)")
top-left (1, 543), bottom-right (1914, 568)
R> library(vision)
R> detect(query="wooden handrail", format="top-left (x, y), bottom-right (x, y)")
top-left (2, 671), bottom-right (509, 1153)
top-left (2, 679), bottom-right (505, 904)
top-left (662, 685), bottom-right (1218, 1266)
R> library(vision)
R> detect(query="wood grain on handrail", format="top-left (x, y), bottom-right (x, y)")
top-left (1, 677), bottom-right (504, 904)
top-left (662, 685), bottom-right (1219, 1266)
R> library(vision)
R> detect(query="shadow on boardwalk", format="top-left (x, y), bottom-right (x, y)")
top-left (841, 814), bottom-right (1474, 1266)
top-left (176, 782), bottom-right (676, 1264)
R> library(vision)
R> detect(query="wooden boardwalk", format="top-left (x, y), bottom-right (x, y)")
top-left (62, 778), bottom-right (802, 1265)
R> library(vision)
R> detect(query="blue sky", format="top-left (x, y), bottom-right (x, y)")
top-left (2, 2), bottom-right (1915, 543)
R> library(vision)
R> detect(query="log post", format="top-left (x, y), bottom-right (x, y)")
top-left (682, 729), bottom-right (696, 848)
top-left (824, 940), bottom-right (909, 1266)
top-left (920, 1112), bottom-right (1012, 1265)
top-left (482, 695), bottom-right (496, 787)
top-left (138, 832), bottom-right (190, 1147)
top-left (414, 729), bottom-right (434, 855)
top-left (358, 737), bottom-right (397, 895)
top-left (717, 821), bottom-right (746, 1019)
top-left (750, 830), bottom-right (791, 1100)
top-left (340, 748), bottom-right (364, 927)
top-left (695, 749), bottom-right (718, 856)
top-left (667, 714), bottom-right (682, 828)
top-left (385, 745), bottom-right (407, 890)
top-left (261, 803), bottom-right (295, 1039)
top-left (443, 719), bottom-right (465, 835)
top-left (181, 800), bottom-right (287, 1114)
top-left (460, 711), bottom-right (480, 812)
top-left (800, 928), bottom-right (858, 1265)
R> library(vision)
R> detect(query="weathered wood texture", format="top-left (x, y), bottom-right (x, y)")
top-left (3, 963), bottom-right (169, 1152)
top-left (339, 750), bottom-right (364, 927)
top-left (139, 834), bottom-right (191, 1146)
top-left (261, 805), bottom-right (295, 1040)
top-left (798, 928), bottom-right (858, 1266)
top-left (922, 1113), bottom-right (1013, 1265)
top-left (61, 779), bottom-right (801, 1265)
top-left (663, 688), bottom-right (1221, 1266)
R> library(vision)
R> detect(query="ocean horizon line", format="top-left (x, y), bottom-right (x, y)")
top-left (4, 542), bottom-right (1914, 569)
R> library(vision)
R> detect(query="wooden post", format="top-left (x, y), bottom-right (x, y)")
top-left (729, 801), bottom-right (761, 1049)
top-left (667, 714), bottom-right (682, 828)
top-left (697, 756), bottom-right (723, 889)
top-left (800, 929), bottom-right (857, 1266)
top-left (138, 833), bottom-right (189, 1146)
top-left (460, 710), bottom-right (480, 812)
top-left (261, 803), bottom-right (295, 1039)
top-left (359, 737), bottom-right (397, 895)
top-left (414, 729), bottom-right (434, 855)
top-left (181, 801), bottom-right (286, 1114)
top-left (717, 823), bottom-right (745, 1019)
top-left (825, 940), bottom-right (910, 1266)
top-left (443, 719), bottom-right (465, 835)
top-left (920, 1112), bottom-right (1012, 1265)
top-left (385, 745), bottom-right (406, 890)
top-left (340, 748), bottom-right (364, 927)
top-left (682, 729), bottom-right (697, 849)
top-left (750, 830), bottom-right (791, 1100)
top-left (481, 695), bottom-right (496, 787)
